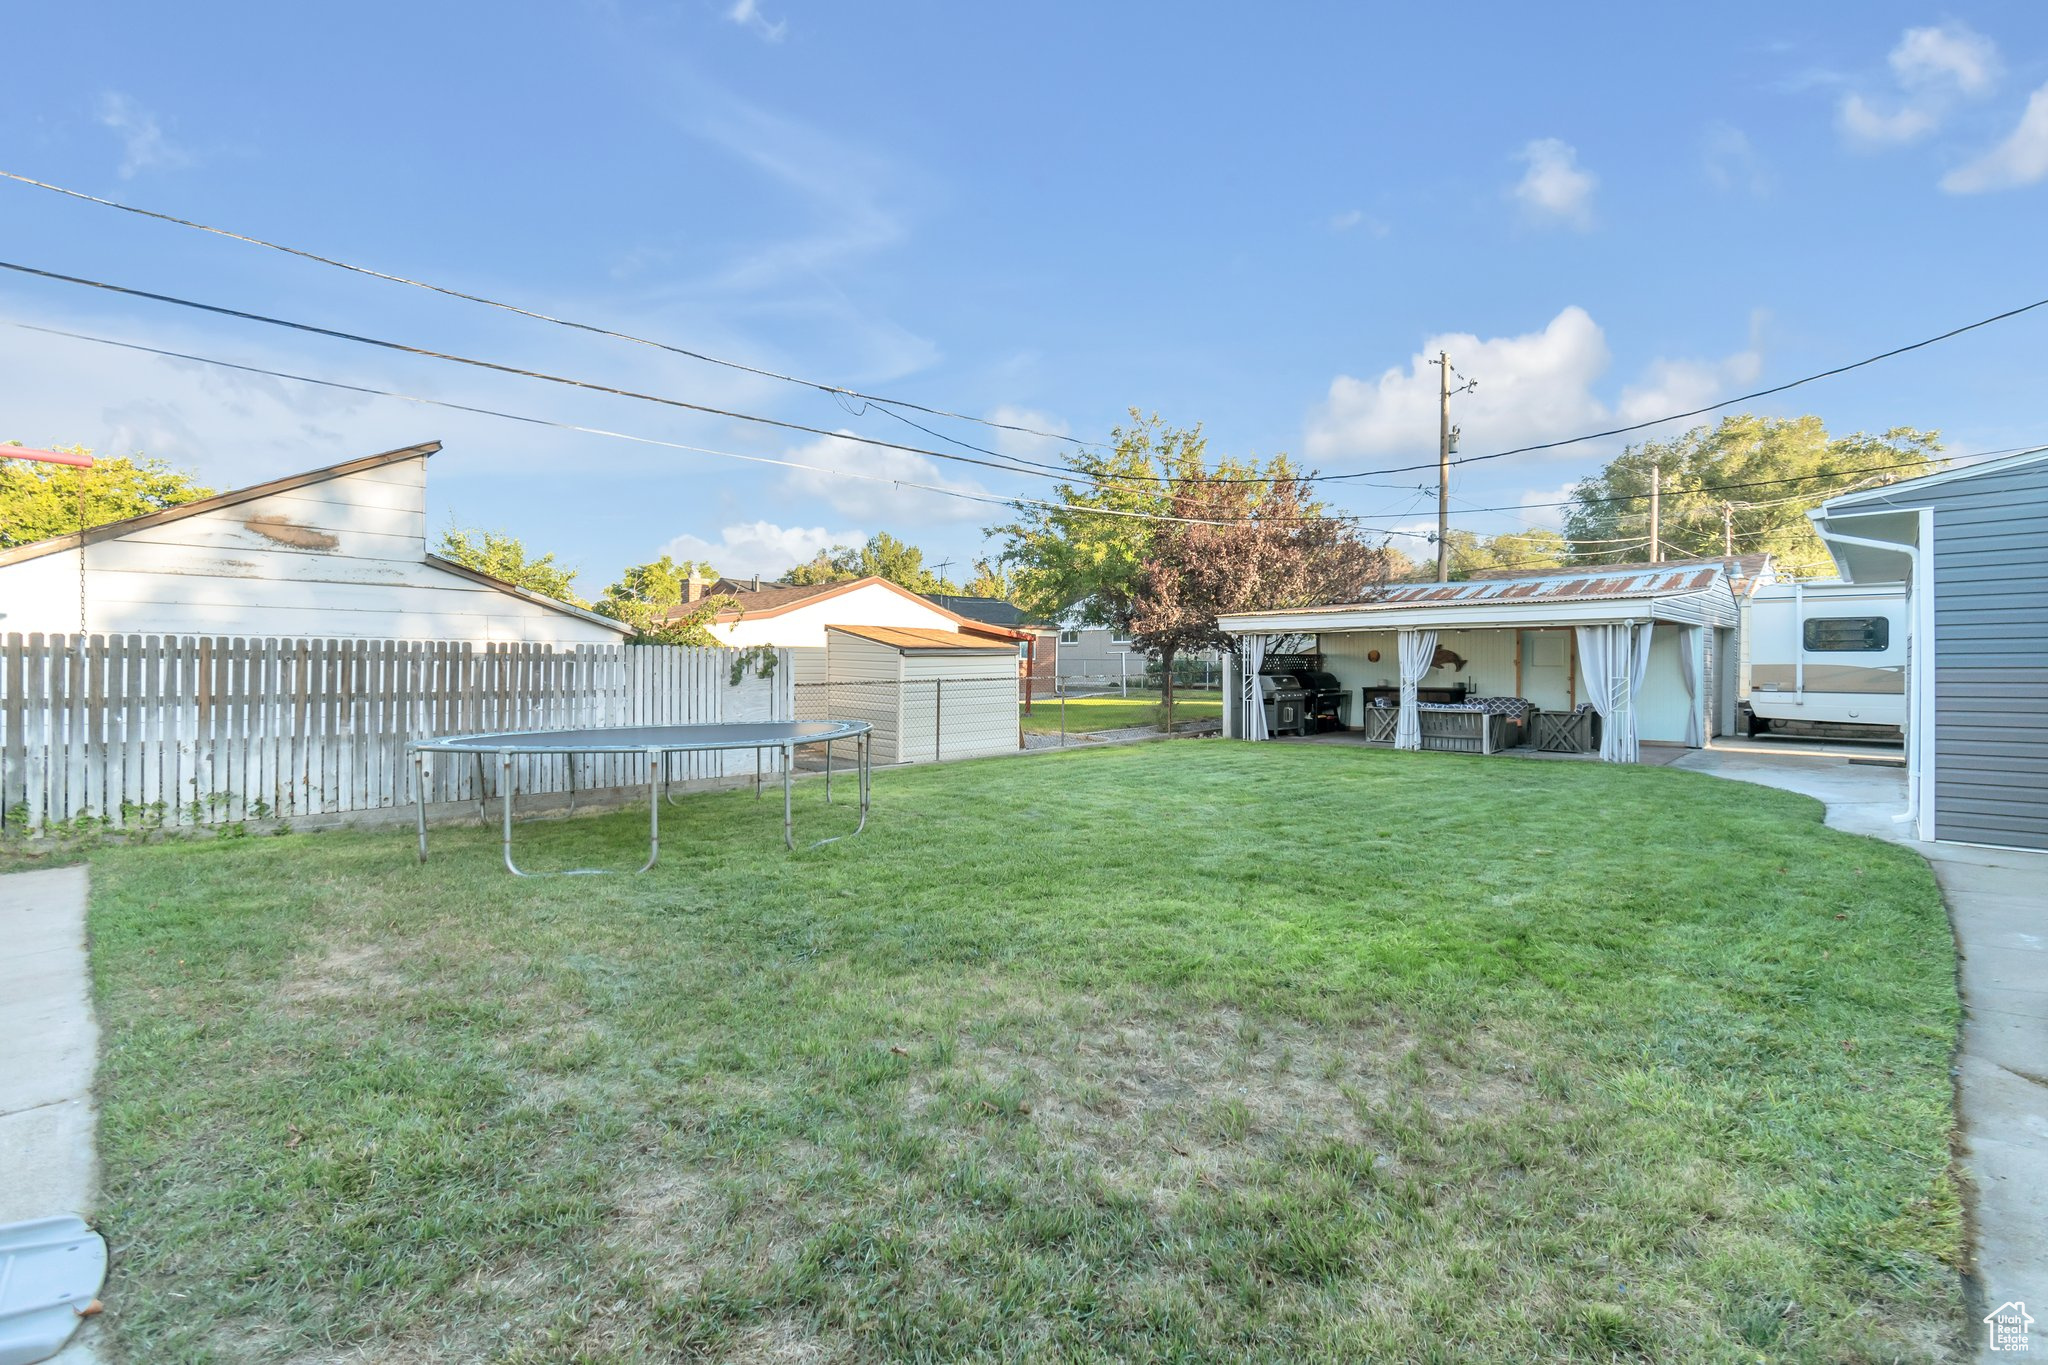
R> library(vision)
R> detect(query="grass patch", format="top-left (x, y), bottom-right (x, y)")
top-left (1023, 690), bottom-right (1222, 734)
top-left (85, 743), bottom-right (1964, 1361)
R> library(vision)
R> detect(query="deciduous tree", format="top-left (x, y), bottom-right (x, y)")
top-left (991, 412), bottom-right (1202, 630)
top-left (2, 445), bottom-right (212, 547)
top-left (595, 554), bottom-right (733, 645)
top-left (1129, 457), bottom-right (1394, 725)
top-left (1562, 415), bottom-right (1943, 576)
top-left (779, 532), bottom-right (958, 594)
top-left (436, 525), bottom-right (582, 604)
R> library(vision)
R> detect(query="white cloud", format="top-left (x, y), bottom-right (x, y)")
top-left (1942, 82), bottom-right (2048, 192)
top-left (1891, 22), bottom-right (1999, 95)
top-left (1307, 307), bottom-right (1609, 461)
top-left (1615, 347), bottom-right (1764, 427)
top-left (726, 0), bottom-right (787, 42)
top-left (1702, 122), bottom-right (1769, 194)
top-left (96, 93), bottom-right (192, 178)
top-left (1516, 482), bottom-right (1580, 531)
top-left (1837, 22), bottom-right (2000, 149)
top-left (1304, 306), bottom-right (1763, 465)
top-left (661, 521), bottom-right (857, 578)
top-left (774, 429), bottom-right (990, 523)
top-left (1837, 92), bottom-right (1938, 146)
top-left (1325, 208), bottom-right (1389, 236)
top-left (1509, 138), bottom-right (1596, 230)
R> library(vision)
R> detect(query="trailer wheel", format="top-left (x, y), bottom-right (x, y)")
top-left (1744, 708), bottom-right (1770, 738)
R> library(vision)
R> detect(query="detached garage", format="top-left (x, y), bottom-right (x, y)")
top-left (1813, 449), bottom-right (2048, 850)
top-left (822, 626), bottom-right (1019, 765)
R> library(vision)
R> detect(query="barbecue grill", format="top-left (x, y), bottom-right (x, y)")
top-left (1257, 673), bottom-right (1309, 736)
top-left (1293, 668), bottom-right (1350, 731)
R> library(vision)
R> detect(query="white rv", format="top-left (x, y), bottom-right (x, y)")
top-left (1742, 580), bottom-right (1907, 739)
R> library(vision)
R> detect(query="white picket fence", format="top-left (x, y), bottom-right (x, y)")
top-left (0, 634), bottom-right (792, 834)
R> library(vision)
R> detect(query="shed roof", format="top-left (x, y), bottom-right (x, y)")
top-left (827, 624), bottom-right (1016, 653)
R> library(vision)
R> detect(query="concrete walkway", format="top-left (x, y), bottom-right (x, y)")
top-left (1674, 743), bottom-right (2046, 1356)
top-left (0, 864), bottom-right (104, 1363)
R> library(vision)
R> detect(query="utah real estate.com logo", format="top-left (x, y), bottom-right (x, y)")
top-left (1985, 1301), bottom-right (2034, 1353)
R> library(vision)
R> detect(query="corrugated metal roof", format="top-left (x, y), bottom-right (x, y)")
top-left (827, 624), bottom-right (1014, 652)
top-left (1247, 562), bottom-right (1729, 617)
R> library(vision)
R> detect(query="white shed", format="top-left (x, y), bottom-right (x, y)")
top-left (823, 625), bottom-right (1019, 765)
top-left (0, 443), bottom-right (627, 644)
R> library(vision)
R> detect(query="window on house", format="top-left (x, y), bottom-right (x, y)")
top-left (1110, 631), bottom-right (1132, 645)
top-left (1059, 628), bottom-right (1080, 645)
top-left (1803, 616), bottom-right (1889, 651)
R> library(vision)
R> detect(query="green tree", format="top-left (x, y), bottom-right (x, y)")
top-left (436, 524), bottom-right (582, 604)
top-left (2, 445), bottom-right (213, 547)
top-left (1562, 415), bottom-right (1944, 577)
top-left (594, 554), bottom-right (734, 645)
top-left (1419, 528), bottom-right (1570, 580)
top-left (991, 411), bottom-right (1203, 630)
top-left (1131, 455), bottom-right (1392, 725)
top-left (961, 559), bottom-right (1011, 600)
top-left (779, 532), bottom-right (958, 594)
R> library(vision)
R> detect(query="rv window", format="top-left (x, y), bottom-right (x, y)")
top-left (1803, 616), bottom-right (1889, 652)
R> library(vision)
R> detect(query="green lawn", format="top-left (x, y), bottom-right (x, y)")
top-left (1022, 689), bottom-right (1223, 734)
top-left (85, 744), bottom-right (1964, 1362)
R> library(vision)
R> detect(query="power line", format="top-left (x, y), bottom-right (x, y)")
top-left (1447, 445), bottom-right (2043, 515)
top-left (22, 175), bottom-right (2038, 501)
top-left (0, 168), bottom-right (1103, 452)
top-left (1316, 298), bottom-right (2048, 482)
top-left (9, 319), bottom-right (1440, 540)
top-left (0, 258), bottom-right (1121, 489)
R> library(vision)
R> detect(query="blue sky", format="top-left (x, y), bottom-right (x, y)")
top-left (4, 2), bottom-right (2046, 591)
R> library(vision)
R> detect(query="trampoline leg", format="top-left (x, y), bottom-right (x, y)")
top-left (825, 738), bottom-right (833, 804)
top-left (755, 747), bottom-right (763, 800)
top-left (414, 752), bottom-right (429, 863)
top-left (640, 749), bottom-right (661, 874)
top-left (783, 743), bottom-right (795, 850)
top-left (501, 753), bottom-right (526, 877)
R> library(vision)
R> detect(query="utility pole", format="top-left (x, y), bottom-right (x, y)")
top-left (1648, 462), bottom-right (1662, 564)
top-left (1429, 352), bottom-right (1475, 582)
top-left (1721, 502), bottom-right (1734, 559)
top-left (1436, 350), bottom-right (1451, 582)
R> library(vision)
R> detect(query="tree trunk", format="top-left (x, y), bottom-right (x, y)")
top-left (1158, 644), bottom-right (1177, 732)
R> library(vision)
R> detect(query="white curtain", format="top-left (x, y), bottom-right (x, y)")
top-left (1575, 625), bottom-right (1619, 760)
top-left (1241, 633), bottom-right (1269, 741)
top-left (1394, 629), bottom-right (1437, 751)
top-left (1575, 622), bottom-right (1653, 763)
top-left (1624, 621), bottom-right (1654, 760)
top-left (1677, 626), bottom-right (1703, 748)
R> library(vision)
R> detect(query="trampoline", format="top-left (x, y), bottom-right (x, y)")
top-left (407, 719), bottom-right (872, 876)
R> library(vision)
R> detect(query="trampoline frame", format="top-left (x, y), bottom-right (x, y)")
top-left (407, 720), bottom-right (872, 876)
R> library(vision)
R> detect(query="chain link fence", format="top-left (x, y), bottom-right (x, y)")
top-left (793, 676), bottom-right (1022, 767)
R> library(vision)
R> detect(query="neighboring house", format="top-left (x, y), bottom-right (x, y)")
top-left (0, 442), bottom-right (626, 643)
top-left (1055, 623), bottom-right (1224, 688)
top-left (1812, 449), bottom-right (2048, 850)
top-left (1218, 557), bottom-right (1764, 757)
top-left (921, 593), bottom-right (1058, 695)
top-left (681, 576), bottom-right (1029, 679)
top-left (673, 575), bottom-right (1030, 761)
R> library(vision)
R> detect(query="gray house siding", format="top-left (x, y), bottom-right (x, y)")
top-left (1917, 462), bottom-right (2048, 849)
